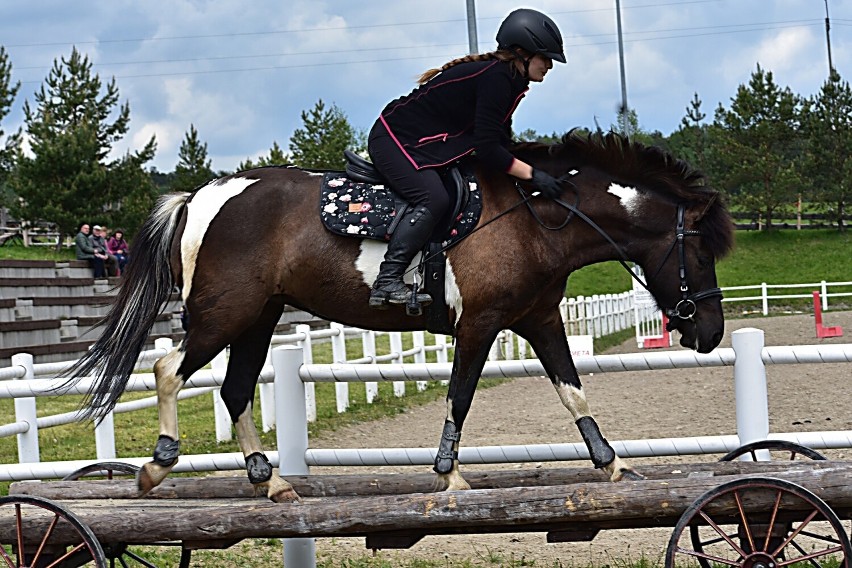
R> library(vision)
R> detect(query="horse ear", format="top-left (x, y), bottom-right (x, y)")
top-left (696, 192), bottom-right (718, 222)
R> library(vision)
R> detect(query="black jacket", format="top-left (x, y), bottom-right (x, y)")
top-left (377, 59), bottom-right (529, 172)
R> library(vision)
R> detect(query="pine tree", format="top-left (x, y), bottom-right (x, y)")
top-left (9, 47), bottom-right (157, 239)
top-left (172, 124), bottom-right (214, 192)
top-left (802, 71), bottom-right (852, 231)
top-left (238, 141), bottom-right (290, 171)
top-left (289, 99), bottom-right (357, 169)
top-left (0, 46), bottom-right (21, 214)
top-left (711, 65), bottom-right (803, 229)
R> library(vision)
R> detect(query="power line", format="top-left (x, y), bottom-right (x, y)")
top-left (4, 0), bottom-right (722, 49)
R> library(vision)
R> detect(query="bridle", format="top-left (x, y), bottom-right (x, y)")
top-left (520, 185), bottom-right (723, 322)
top-left (649, 204), bottom-right (723, 321)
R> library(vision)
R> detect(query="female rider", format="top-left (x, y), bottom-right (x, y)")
top-left (368, 8), bottom-right (567, 309)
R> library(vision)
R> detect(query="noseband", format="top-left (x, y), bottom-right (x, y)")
top-left (651, 205), bottom-right (723, 320)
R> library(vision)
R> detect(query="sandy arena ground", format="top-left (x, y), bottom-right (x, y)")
top-left (305, 311), bottom-right (852, 566)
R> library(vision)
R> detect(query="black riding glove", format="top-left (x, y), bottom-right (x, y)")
top-left (529, 168), bottom-right (563, 199)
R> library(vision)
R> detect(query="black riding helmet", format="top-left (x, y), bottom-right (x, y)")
top-left (496, 8), bottom-right (566, 64)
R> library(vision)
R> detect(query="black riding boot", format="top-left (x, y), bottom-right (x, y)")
top-left (369, 206), bottom-right (436, 309)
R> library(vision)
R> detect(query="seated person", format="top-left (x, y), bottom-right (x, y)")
top-left (75, 223), bottom-right (106, 278)
top-left (107, 229), bottom-right (130, 274)
top-left (88, 225), bottom-right (119, 277)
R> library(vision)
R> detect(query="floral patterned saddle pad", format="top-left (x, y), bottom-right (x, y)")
top-left (319, 171), bottom-right (482, 246)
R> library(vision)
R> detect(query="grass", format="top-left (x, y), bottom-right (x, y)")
top-left (0, 241), bottom-right (75, 260)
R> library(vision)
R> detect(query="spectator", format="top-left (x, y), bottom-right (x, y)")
top-left (89, 225), bottom-right (119, 277)
top-left (75, 223), bottom-right (106, 277)
top-left (107, 229), bottom-right (130, 274)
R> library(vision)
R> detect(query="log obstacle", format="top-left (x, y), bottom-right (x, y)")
top-left (813, 291), bottom-right (844, 338)
top-left (3, 461), bottom-right (852, 550)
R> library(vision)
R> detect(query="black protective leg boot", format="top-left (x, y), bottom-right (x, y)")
top-left (369, 206), bottom-right (436, 309)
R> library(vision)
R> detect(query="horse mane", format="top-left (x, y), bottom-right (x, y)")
top-left (511, 131), bottom-right (734, 259)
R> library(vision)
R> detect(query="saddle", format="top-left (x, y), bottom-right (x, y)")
top-left (318, 150), bottom-right (483, 334)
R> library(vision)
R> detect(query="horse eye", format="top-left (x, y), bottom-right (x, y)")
top-left (697, 255), bottom-right (713, 268)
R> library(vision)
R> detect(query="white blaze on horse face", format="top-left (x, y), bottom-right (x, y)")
top-left (355, 240), bottom-right (421, 285)
top-left (181, 177), bottom-right (259, 302)
top-left (607, 183), bottom-right (642, 215)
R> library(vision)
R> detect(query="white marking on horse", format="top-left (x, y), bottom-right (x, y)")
top-left (181, 177), bottom-right (259, 301)
top-left (234, 404), bottom-right (263, 456)
top-left (355, 240), bottom-right (421, 286)
top-left (153, 344), bottom-right (186, 439)
top-left (607, 183), bottom-right (641, 215)
top-left (554, 383), bottom-right (591, 419)
top-left (445, 259), bottom-right (463, 326)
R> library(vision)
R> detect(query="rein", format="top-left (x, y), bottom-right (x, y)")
top-left (409, 179), bottom-right (722, 321)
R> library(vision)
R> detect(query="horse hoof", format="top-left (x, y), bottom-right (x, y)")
top-left (136, 462), bottom-right (171, 496)
top-left (269, 487), bottom-right (301, 503)
top-left (614, 467), bottom-right (645, 482)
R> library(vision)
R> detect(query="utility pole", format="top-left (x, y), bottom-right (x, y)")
top-left (615, 0), bottom-right (630, 136)
top-left (466, 0), bottom-right (479, 55)
top-left (824, 0), bottom-right (834, 74)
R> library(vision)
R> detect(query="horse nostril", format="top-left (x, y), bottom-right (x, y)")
top-left (711, 331), bottom-right (723, 347)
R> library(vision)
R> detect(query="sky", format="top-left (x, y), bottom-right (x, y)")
top-left (1, 0), bottom-right (850, 173)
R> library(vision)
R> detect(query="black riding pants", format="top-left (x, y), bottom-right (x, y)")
top-left (367, 121), bottom-right (450, 223)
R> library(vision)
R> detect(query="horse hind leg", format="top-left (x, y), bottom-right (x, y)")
top-left (137, 345), bottom-right (186, 495)
top-left (222, 297), bottom-right (298, 503)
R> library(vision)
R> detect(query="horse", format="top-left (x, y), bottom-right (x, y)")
top-left (66, 131), bottom-right (734, 502)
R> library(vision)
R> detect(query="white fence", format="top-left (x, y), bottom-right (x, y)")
top-left (722, 280), bottom-right (852, 315)
top-left (1, 328), bottom-right (851, 483)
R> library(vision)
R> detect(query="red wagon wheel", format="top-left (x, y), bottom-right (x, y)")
top-left (720, 440), bottom-right (827, 462)
top-left (62, 461), bottom-right (141, 481)
top-left (60, 462), bottom-right (192, 568)
top-left (667, 477), bottom-right (851, 568)
top-left (0, 494), bottom-right (107, 567)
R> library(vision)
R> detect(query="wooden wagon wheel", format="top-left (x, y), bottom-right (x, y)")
top-left (720, 440), bottom-right (827, 462)
top-left (0, 494), bottom-right (107, 567)
top-left (667, 476), bottom-right (851, 568)
top-left (61, 462), bottom-right (192, 568)
top-left (62, 462), bottom-right (141, 481)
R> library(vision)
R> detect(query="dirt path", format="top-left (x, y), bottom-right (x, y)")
top-left (305, 311), bottom-right (852, 565)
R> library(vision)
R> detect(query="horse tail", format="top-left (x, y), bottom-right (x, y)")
top-left (64, 192), bottom-right (190, 420)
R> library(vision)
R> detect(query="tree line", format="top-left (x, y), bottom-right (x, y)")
top-left (0, 46), bottom-right (849, 240)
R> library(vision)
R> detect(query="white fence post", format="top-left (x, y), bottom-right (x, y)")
top-left (212, 349), bottom-right (232, 442)
top-left (821, 280), bottom-right (829, 310)
top-left (271, 345), bottom-right (316, 568)
top-left (363, 330), bottom-right (379, 403)
top-left (259, 349), bottom-right (275, 433)
top-left (94, 412), bottom-right (116, 460)
top-left (330, 322), bottom-right (349, 413)
top-left (12, 353), bottom-right (39, 463)
top-left (761, 282), bottom-right (768, 315)
top-left (413, 331), bottom-right (427, 391)
top-left (296, 324), bottom-right (316, 422)
top-left (390, 332), bottom-right (405, 397)
top-left (732, 328), bottom-right (769, 460)
top-left (435, 335), bottom-right (450, 385)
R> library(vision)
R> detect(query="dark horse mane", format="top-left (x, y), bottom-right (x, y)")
top-left (510, 131), bottom-right (734, 259)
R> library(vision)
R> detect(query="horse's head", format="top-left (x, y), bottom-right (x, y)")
top-left (641, 195), bottom-right (734, 353)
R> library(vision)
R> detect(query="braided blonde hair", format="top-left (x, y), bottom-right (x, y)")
top-left (417, 49), bottom-right (523, 84)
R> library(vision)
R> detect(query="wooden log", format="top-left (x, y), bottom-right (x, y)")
top-left (1, 463), bottom-right (851, 547)
top-left (9, 460), bottom-right (838, 500)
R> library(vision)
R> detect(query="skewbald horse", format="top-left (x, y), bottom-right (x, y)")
top-left (66, 132), bottom-right (734, 502)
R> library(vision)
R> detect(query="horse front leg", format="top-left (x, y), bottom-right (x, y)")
top-left (434, 326), bottom-right (500, 491)
top-left (137, 346), bottom-right (185, 495)
top-left (231, 401), bottom-right (299, 503)
top-left (513, 314), bottom-right (643, 482)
